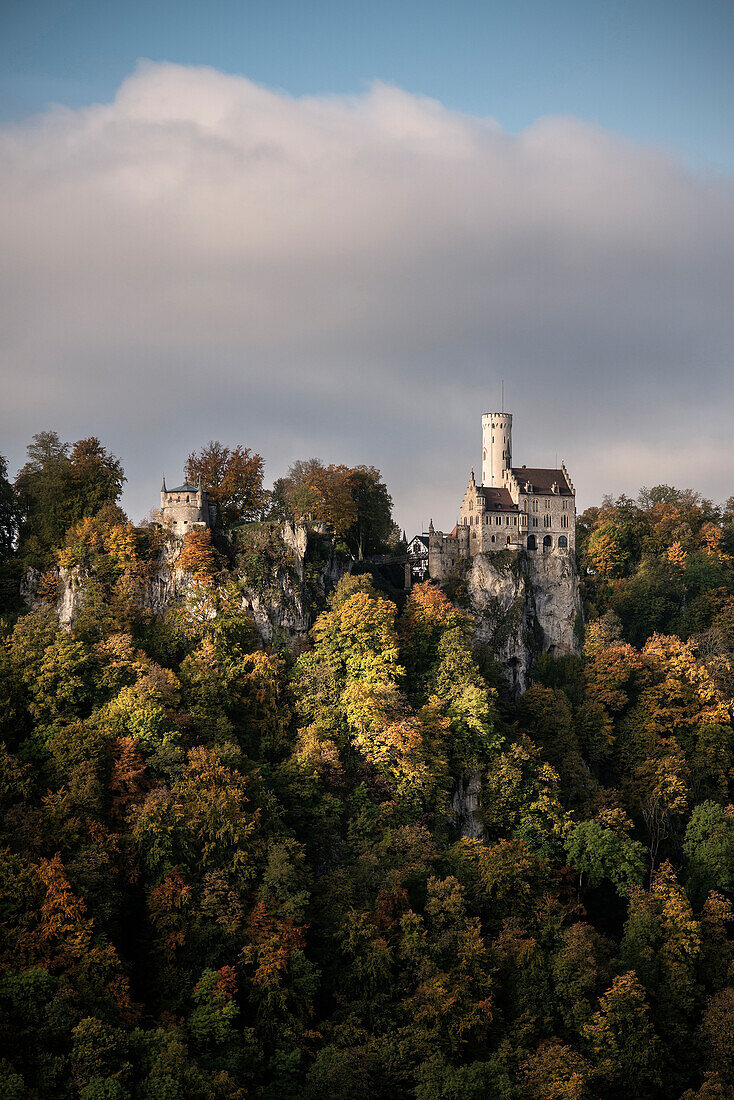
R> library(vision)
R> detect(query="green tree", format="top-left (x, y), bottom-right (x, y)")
top-left (565, 814), bottom-right (646, 898)
top-left (683, 802), bottom-right (734, 906)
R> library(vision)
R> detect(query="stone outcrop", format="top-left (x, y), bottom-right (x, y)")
top-left (26, 522), bottom-right (349, 648)
top-left (451, 774), bottom-right (484, 840)
top-left (233, 523), bottom-right (345, 646)
top-left (450, 549), bottom-right (581, 839)
top-left (468, 548), bottom-right (581, 697)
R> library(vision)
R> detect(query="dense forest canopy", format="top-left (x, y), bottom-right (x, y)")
top-left (0, 433), bottom-right (732, 1099)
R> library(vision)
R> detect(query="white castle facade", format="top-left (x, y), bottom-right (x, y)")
top-left (426, 411), bottom-right (576, 579)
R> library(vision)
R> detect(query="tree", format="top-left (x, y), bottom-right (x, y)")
top-left (15, 432), bottom-right (125, 565)
top-left (0, 455), bottom-right (18, 555)
top-left (346, 466), bottom-right (393, 558)
top-left (178, 529), bottom-right (217, 581)
top-left (271, 460), bottom-right (394, 553)
top-left (583, 972), bottom-right (661, 1095)
top-left (584, 524), bottom-right (630, 578)
top-left (565, 814), bottom-right (646, 898)
top-left (621, 863), bottom-right (701, 1071)
top-left (185, 441), bottom-right (266, 525)
top-left (518, 1040), bottom-right (592, 1100)
top-left (66, 438), bottom-right (125, 522)
top-left (683, 802), bottom-right (734, 905)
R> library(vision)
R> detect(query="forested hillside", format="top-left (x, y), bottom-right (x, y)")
top-left (0, 437), bottom-right (733, 1099)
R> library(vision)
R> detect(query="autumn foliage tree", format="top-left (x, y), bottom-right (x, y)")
top-left (271, 459), bottom-right (394, 555)
top-left (186, 440), bottom-right (266, 525)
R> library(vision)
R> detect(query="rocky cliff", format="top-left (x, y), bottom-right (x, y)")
top-left (27, 522), bottom-right (348, 648)
top-left (467, 548), bottom-right (582, 697)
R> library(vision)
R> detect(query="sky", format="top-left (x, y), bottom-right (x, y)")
top-left (1, 1), bottom-right (733, 533)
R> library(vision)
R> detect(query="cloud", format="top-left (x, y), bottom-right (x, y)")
top-left (1, 61), bottom-right (733, 529)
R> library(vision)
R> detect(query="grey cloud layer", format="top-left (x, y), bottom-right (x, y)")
top-left (1, 61), bottom-right (733, 529)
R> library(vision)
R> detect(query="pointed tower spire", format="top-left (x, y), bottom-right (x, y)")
top-left (161, 475), bottom-right (167, 492)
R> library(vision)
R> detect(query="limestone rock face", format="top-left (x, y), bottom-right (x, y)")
top-left (233, 523), bottom-right (345, 647)
top-left (27, 523), bottom-right (347, 649)
top-left (468, 549), bottom-right (581, 696)
top-left (451, 774), bottom-right (484, 840)
top-left (22, 566), bottom-right (85, 630)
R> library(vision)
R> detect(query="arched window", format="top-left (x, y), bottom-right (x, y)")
top-left (506, 535), bottom-right (511, 544)
top-left (544, 514), bottom-right (552, 527)
top-left (527, 534), bottom-right (537, 551)
top-left (558, 535), bottom-right (568, 549)
top-left (543, 535), bottom-right (552, 552)
top-left (491, 535), bottom-right (495, 543)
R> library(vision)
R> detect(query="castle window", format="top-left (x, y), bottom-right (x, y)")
top-left (513, 517), bottom-right (517, 525)
top-left (532, 499), bottom-right (538, 512)
top-left (558, 536), bottom-right (568, 549)
top-left (544, 498), bottom-right (550, 510)
top-left (527, 535), bottom-right (537, 550)
top-left (495, 515), bottom-right (501, 525)
top-left (544, 514), bottom-right (552, 527)
top-left (491, 535), bottom-right (495, 543)
top-left (543, 535), bottom-right (552, 552)
top-left (533, 518), bottom-right (538, 527)
top-left (506, 536), bottom-right (511, 544)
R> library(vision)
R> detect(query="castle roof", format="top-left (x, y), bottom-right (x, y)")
top-left (167, 483), bottom-right (200, 494)
top-left (511, 467), bottom-right (573, 495)
top-left (476, 486), bottom-right (517, 511)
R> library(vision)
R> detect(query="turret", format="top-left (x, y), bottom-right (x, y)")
top-left (160, 476), bottom-right (167, 510)
top-left (481, 411), bottom-right (512, 487)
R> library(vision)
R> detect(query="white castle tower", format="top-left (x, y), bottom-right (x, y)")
top-left (481, 411), bottom-right (512, 487)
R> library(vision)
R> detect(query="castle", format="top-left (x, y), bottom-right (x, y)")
top-left (426, 411), bottom-right (576, 579)
top-left (160, 477), bottom-right (216, 535)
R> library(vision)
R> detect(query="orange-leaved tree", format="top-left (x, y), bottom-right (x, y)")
top-left (186, 441), bottom-right (266, 525)
top-left (178, 528), bottom-right (217, 580)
